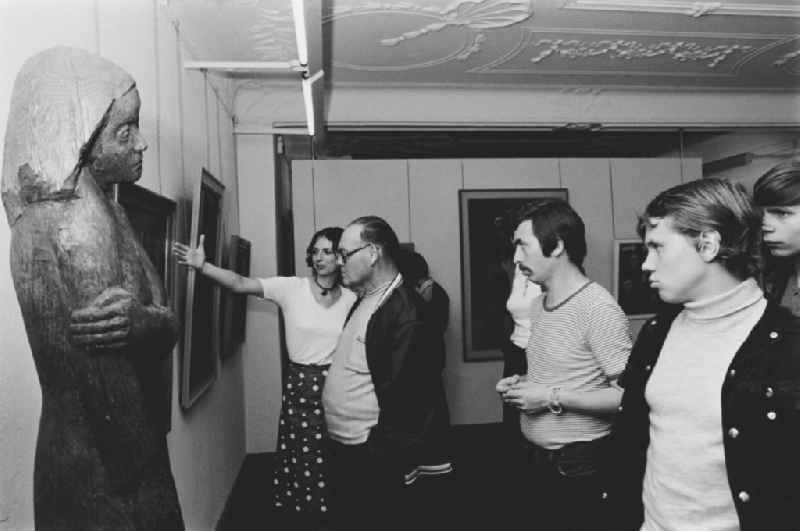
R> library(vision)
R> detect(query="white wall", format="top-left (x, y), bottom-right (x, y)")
top-left (289, 157), bottom-right (699, 425)
top-left (0, 2), bottom-right (246, 529)
top-left (685, 131), bottom-right (800, 191)
top-left (235, 134), bottom-right (283, 453)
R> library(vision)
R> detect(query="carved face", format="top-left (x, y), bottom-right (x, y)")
top-left (88, 88), bottom-right (147, 188)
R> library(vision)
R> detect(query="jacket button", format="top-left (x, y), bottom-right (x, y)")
top-left (765, 387), bottom-right (774, 398)
top-left (767, 411), bottom-right (777, 420)
top-left (650, 319), bottom-right (658, 326)
top-left (728, 369), bottom-right (736, 378)
top-left (645, 365), bottom-right (652, 372)
top-left (738, 491), bottom-right (750, 503)
top-left (727, 427), bottom-right (740, 438)
top-left (618, 405), bottom-right (624, 413)
top-left (601, 491), bottom-right (608, 500)
top-left (769, 331), bottom-right (779, 339)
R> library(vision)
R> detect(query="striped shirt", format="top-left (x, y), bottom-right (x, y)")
top-left (521, 281), bottom-right (631, 449)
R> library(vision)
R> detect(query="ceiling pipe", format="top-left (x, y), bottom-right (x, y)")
top-left (183, 61), bottom-right (305, 73)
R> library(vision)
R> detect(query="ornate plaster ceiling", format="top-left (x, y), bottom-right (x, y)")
top-left (164, 0), bottom-right (800, 90)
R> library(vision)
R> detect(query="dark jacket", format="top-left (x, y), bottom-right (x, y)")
top-left (426, 281), bottom-right (450, 337)
top-left (348, 280), bottom-right (450, 477)
top-left (608, 301), bottom-right (800, 530)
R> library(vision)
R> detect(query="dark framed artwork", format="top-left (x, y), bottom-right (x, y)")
top-left (459, 188), bottom-right (568, 362)
top-left (181, 169), bottom-right (225, 409)
top-left (613, 239), bottom-right (662, 318)
top-left (116, 183), bottom-right (177, 430)
top-left (116, 183), bottom-right (177, 305)
top-left (220, 234), bottom-right (251, 360)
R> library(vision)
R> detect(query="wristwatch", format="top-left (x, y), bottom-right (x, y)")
top-left (548, 386), bottom-right (564, 415)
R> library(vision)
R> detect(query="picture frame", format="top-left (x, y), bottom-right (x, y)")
top-left (116, 182), bottom-right (177, 431)
top-left (459, 188), bottom-right (568, 362)
top-left (116, 183), bottom-right (177, 308)
top-left (613, 239), bottom-right (661, 318)
top-left (220, 234), bottom-right (251, 360)
top-left (181, 169), bottom-right (225, 409)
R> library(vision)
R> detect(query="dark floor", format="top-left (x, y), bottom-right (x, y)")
top-left (218, 423), bottom-right (529, 531)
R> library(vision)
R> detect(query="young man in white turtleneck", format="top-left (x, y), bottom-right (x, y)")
top-left (609, 178), bottom-right (800, 530)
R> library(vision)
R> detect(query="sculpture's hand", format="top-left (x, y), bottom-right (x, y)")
top-left (69, 287), bottom-right (145, 352)
top-left (172, 234), bottom-right (205, 270)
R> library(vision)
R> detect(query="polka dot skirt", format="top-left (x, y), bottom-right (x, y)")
top-left (273, 361), bottom-right (330, 514)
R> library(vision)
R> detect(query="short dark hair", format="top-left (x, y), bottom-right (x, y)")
top-left (753, 159), bottom-right (800, 207)
top-left (398, 250), bottom-right (429, 285)
top-left (349, 215), bottom-right (400, 263)
top-left (517, 199), bottom-right (587, 269)
top-left (305, 226), bottom-right (344, 268)
top-left (637, 178), bottom-right (761, 281)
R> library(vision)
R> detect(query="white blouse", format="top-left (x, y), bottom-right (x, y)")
top-left (258, 276), bottom-right (356, 365)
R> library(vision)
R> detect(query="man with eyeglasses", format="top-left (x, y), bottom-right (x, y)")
top-left (322, 215), bottom-right (449, 530)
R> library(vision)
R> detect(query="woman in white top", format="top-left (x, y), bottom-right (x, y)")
top-left (173, 227), bottom-right (356, 526)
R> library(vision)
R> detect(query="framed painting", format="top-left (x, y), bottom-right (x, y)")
top-left (220, 234), bottom-right (251, 360)
top-left (116, 183), bottom-right (177, 307)
top-left (613, 239), bottom-right (662, 318)
top-left (181, 169), bottom-right (225, 409)
top-left (116, 182), bottom-right (177, 430)
top-left (459, 188), bottom-right (568, 362)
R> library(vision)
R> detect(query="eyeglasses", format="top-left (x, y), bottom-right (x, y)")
top-left (336, 244), bottom-right (371, 263)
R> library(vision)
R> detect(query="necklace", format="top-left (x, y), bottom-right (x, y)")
top-left (313, 275), bottom-right (337, 296)
top-left (364, 279), bottom-right (392, 297)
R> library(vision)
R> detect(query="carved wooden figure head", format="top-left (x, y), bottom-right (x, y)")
top-left (2, 46), bottom-right (137, 225)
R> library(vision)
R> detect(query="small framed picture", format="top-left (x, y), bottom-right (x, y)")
top-left (613, 239), bottom-right (662, 318)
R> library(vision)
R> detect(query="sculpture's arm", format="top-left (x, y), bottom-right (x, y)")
top-left (68, 204), bottom-right (177, 355)
top-left (69, 285), bottom-right (176, 354)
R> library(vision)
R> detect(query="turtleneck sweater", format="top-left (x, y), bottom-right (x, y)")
top-left (642, 278), bottom-right (766, 531)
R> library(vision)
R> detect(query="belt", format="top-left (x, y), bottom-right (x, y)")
top-left (525, 436), bottom-right (608, 467)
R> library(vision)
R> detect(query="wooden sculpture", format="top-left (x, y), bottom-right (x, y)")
top-left (1, 46), bottom-right (183, 530)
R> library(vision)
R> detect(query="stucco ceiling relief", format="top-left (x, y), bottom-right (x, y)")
top-left (562, 1), bottom-right (800, 18)
top-left (250, 7), bottom-right (298, 61)
top-left (774, 48), bottom-right (800, 74)
top-left (327, 0), bottom-right (533, 69)
top-left (470, 29), bottom-right (786, 79)
top-left (161, 0), bottom-right (800, 90)
top-left (527, 38), bottom-right (753, 68)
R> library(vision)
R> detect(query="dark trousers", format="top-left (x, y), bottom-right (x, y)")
top-left (326, 437), bottom-right (406, 531)
top-left (520, 437), bottom-right (611, 531)
top-left (500, 340), bottom-right (531, 520)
